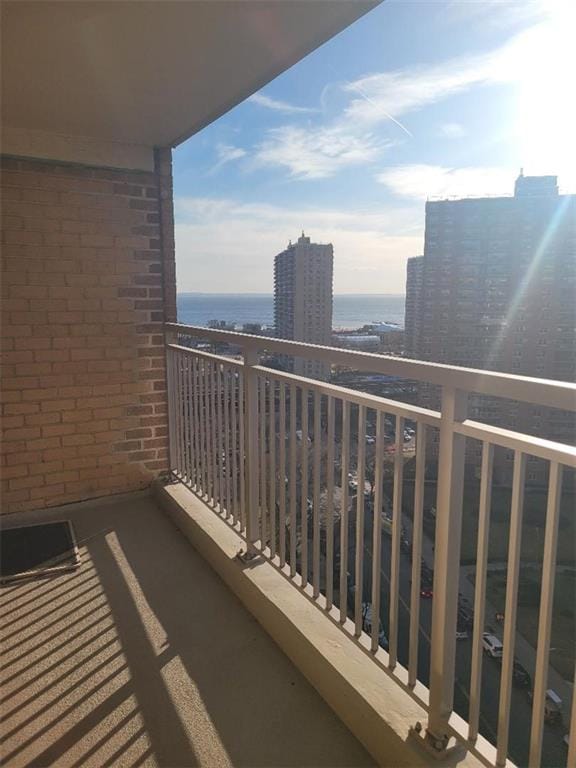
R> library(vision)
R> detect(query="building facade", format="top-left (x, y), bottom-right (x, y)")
top-left (413, 174), bottom-right (575, 484)
top-left (404, 255), bottom-right (423, 358)
top-left (274, 233), bottom-right (334, 379)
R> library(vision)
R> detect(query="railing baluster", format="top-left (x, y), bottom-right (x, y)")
top-left (408, 422), bottom-right (426, 684)
top-left (184, 354), bottom-right (193, 485)
top-left (300, 387), bottom-right (309, 585)
top-left (289, 382), bottom-right (298, 577)
top-left (354, 404), bottom-right (366, 636)
top-left (371, 410), bottom-right (384, 652)
top-left (166, 346), bottom-right (176, 475)
top-left (325, 396), bottom-right (335, 610)
top-left (231, 369), bottom-right (238, 523)
top-left (427, 387), bottom-right (467, 749)
top-left (496, 450), bottom-right (526, 767)
top-left (172, 350), bottom-right (180, 475)
top-left (278, 381), bottom-right (287, 565)
top-left (223, 365), bottom-right (231, 517)
top-left (340, 400), bottom-right (350, 623)
top-left (269, 379), bottom-right (277, 557)
top-left (389, 415), bottom-right (404, 668)
top-left (216, 362), bottom-right (224, 512)
top-left (259, 376), bottom-right (267, 545)
top-left (177, 350), bottom-right (185, 478)
top-left (205, 359), bottom-right (214, 504)
top-left (529, 460), bottom-right (563, 767)
top-left (191, 356), bottom-right (200, 491)
top-left (211, 362), bottom-right (219, 508)
top-left (243, 348), bottom-right (259, 552)
top-left (200, 358), bottom-right (209, 499)
top-left (468, 441), bottom-right (494, 740)
top-left (238, 369), bottom-right (246, 531)
top-left (313, 391), bottom-right (322, 598)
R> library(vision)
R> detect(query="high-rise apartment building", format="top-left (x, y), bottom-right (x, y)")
top-left (404, 256), bottom-right (423, 358)
top-left (274, 233), bottom-right (334, 379)
top-left (412, 173), bottom-right (575, 483)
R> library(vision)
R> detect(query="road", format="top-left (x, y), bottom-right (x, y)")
top-left (338, 512), bottom-right (569, 768)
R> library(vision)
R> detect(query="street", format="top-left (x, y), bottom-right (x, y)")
top-left (337, 510), bottom-right (570, 768)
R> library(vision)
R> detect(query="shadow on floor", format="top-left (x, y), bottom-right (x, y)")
top-left (0, 495), bottom-right (375, 768)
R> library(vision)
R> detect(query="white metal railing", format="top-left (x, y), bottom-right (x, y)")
top-left (165, 323), bottom-right (576, 768)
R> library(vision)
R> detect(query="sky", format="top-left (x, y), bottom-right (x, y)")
top-left (173, 0), bottom-right (576, 295)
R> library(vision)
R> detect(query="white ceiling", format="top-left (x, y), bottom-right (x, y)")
top-left (1, 0), bottom-right (379, 148)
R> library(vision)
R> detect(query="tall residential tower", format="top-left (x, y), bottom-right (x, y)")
top-left (404, 256), bottom-right (423, 358)
top-left (410, 173), bottom-right (575, 483)
top-left (274, 233), bottom-right (334, 379)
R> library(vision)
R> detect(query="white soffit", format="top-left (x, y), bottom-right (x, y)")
top-left (1, 0), bottom-right (380, 150)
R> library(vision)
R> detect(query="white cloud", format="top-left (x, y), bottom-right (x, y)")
top-left (253, 124), bottom-right (388, 180)
top-left (377, 165), bottom-right (515, 200)
top-left (438, 122), bottom-right (466, 138)
top-left (209, 143), bottom-right (247, 174)
top-left (248, 92), bottom-right (319, 115)
top-left (249, 28), bottom-right (534, 180)
top-left (175, 197), bottom-right (422, 293)
top-left (342, 47), bottom-right (513, 126)
top-left (243, 12), bottom-right (576, 182)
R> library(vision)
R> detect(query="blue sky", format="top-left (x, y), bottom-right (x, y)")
top-left (173, 0), bottom-right (575, 294)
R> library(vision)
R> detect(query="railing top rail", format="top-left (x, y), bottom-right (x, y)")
top-left (252, 364), bottom-right (441, 427)
top-left (167, 342), bottom-right (244, 368)
top-left (165, 323), bottom-right (576, 413)
top-left (456, 419), bottom-right (576, 468)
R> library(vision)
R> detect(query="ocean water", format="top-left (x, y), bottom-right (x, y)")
top-left (178, 293), bottom-right (405, 330)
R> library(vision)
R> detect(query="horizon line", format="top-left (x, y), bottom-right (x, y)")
top-left (177, 291), bottom-right (406, 297)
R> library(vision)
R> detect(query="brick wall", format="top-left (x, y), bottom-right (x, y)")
top-left (1, 151), bottom-right (176, 514)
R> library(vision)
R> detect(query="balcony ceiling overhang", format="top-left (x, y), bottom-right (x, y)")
top-left (2, 0), bottom-right (379, 153)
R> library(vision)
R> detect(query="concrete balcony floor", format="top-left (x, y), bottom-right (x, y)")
top-left (0, 494), bottom-right (374, 768)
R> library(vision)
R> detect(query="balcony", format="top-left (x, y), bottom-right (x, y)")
top-left (1, 4), bottom-right (575, 762)
top-left (2, 324), bottom-right (575, 767)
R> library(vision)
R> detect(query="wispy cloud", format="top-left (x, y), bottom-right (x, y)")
top-left (377, 165), bottom-right (515, 200)
top-left (209, 143), bottom-right (247, 175)
top-left (342, 48), bottom-right (512, 125)
top-left (175, 197), bottom-right (421, 293)
top-left (254, 124), bottom-right (389, 180)
top-left (248, 92), bottom-right (319, 115)
top-left (250, 27), bottom-right (535, 180)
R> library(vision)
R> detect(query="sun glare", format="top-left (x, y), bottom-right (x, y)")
top-left (514, 0), bottom-right (576, 188)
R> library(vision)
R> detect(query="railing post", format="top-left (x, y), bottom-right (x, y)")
top-left (426, 386), bottom-right (467, 753)
top-left (243, 345), bottom-right (260, 556)
top-left (165, 328), bottom-right (177, 478)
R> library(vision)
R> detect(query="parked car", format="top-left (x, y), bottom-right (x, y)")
top-left (512, 660), bottom-right (531, 688)
top-left (456, 629), bottom-right (469, 640)
top-left (482, 633), bottom-right (503, 659)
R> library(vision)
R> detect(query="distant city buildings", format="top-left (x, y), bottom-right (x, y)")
top-left (406, 173), bottom-right (575, 484)
top-left (274, 232), bottom-right (334, 379)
